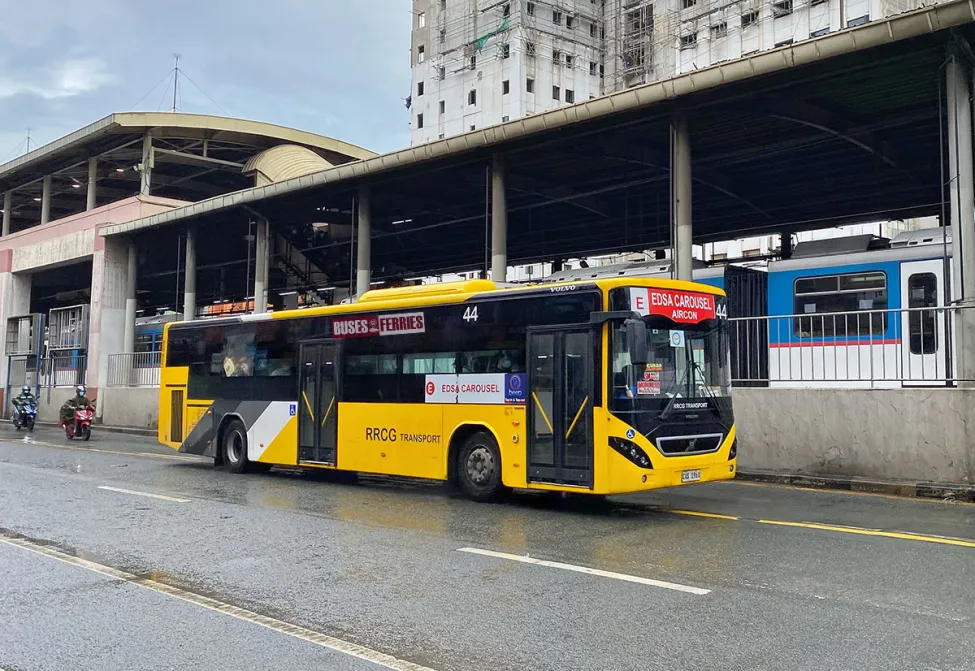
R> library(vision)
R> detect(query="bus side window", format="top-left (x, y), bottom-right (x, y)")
top-left (343, 354), bottom-right (398, 402)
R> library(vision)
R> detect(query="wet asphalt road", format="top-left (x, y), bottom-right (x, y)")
top-left (1, 428), bottom-right (974, 670)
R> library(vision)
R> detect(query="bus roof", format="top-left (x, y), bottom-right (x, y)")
top-left (169, 276), bottom-right (725, 328)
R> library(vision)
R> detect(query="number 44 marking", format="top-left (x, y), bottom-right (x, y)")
top-left (715, 303), bottom-right (727, 319)
top-left (463, 306), bottom-right (479, 323)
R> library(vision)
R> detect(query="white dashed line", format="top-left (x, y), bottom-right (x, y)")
top-left (457, 547), bottom-right (710, 595)
top-left (97, 486), bottom-right (190, 503)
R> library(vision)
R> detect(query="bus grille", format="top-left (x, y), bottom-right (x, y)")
top-left (655, 434), bottom-right (723, 456)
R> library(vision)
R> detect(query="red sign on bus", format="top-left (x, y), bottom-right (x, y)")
top-left (629, 288), bottom-right (715, 324)
top-left (332, 312), bottom-right (426, 338)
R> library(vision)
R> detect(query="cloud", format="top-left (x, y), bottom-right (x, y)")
top-left (0, 1), bottom-right (411, 154)
top-left (0, 57), bottom-right (115, 100)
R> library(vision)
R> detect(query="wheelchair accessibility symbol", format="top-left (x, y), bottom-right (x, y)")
top-left (288, 403), bottom-right (297, 417)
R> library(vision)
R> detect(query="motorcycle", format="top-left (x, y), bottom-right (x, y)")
top-left (59, 404), bottom-right (94, 441)
top-left (12, 400), bottom-right (36, 431)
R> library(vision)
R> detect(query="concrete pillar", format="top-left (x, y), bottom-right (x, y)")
top-left (253, 218), bottom-right (268, 314)
top-left (88, 238), bottom-right (128, 417)
top-left (86, 157), bottom-right (98, 211)
top-left (780, 231), bottom-right (794, 260)
top-left (140, 134), bottom-right (152, 196)
top-left (672, 116), bottom-right (693, 281)
top-left (2, 192), bottom-right (11, 236)
top-left (356, 184), bottom-right (372, 298)
top-left (491, 154), bottom-right (508, 282)
top-left (40, 175), bottom-right (51, 225)
top-left (183, 225), bottom-right (196, 320)
top-left (123, 241), bottom-right (137, 353)
top-left (947, 56), bottom-right (975, 386)
top-left (0, 266), bottom-right (32, 415)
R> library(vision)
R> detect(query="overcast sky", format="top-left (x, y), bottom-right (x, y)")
top-left (0, 1), bottom-right (412, 162)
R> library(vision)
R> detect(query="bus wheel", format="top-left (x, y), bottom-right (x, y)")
top-left (222, 420), bottom-right (250, 474)
top-left (457, 431), bottom-right (502, 502)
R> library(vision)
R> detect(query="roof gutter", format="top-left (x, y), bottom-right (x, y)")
top-left (101, 0), bottom-right (975, 238)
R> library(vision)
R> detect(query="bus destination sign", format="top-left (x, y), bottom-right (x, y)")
top-left (629, 288), bottom-right (715, 324)
top-left (331, 312), bottom-right (426, 338)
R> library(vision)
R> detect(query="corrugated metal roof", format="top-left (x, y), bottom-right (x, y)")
top-left (100, 0), bottom-right (975, 239)
top-left (243, 144), bottom-right (334, 186)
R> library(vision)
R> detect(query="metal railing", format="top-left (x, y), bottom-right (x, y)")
top-left (7, 354), bottom-right (87, 389)
top-left (728, 305), bottom-right (965, 386)
top-left (106, 352), bottom-right (162, 387)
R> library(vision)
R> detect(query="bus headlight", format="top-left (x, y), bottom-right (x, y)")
top-left (609, 436), bottom-right (653, 470)
top-left (728, 438), bottom-right (738, 460)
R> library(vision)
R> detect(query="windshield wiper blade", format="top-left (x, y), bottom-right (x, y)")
top-left (657, 365), bottom-right (690, 421)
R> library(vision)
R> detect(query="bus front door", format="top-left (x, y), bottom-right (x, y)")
top-left (526, 328), bottom-right (594, 488)
top-left (298, 341), bottom-right (339, 465)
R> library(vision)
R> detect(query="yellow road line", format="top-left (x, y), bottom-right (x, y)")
top-left (757, 519), bottom-right (975, 548)
top-left (0, 532), bottom-right (438, 671)
top-left (669, 509), bottom-right (740, 521)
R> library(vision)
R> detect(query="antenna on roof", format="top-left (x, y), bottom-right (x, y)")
top-left (172, 54), bottom-right (181, 113)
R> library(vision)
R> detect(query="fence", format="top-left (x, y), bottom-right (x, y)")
top-left (106, 352), bottom-right (162, 387)
top-left (728, 305), bottom-right (966, 386)
top-left (7, 354), bottom-right (87, 390)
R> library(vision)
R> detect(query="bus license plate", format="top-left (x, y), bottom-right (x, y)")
top-left (681, 469), bottom-right (701, 483)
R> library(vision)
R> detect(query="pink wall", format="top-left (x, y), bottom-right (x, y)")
top-left (0, 195), bottom-right (189, 253)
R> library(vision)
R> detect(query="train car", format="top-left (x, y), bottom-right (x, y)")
top-left (135, 314), bottom-right (183, 355)
top-left (764, 228), bottom-right (952, 388)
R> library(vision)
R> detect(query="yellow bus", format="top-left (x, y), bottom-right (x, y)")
top-left (158, 277), bottom-right (736, 500)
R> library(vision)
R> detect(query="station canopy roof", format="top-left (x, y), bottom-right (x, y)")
top-left (0, 113), bottom-right (374, 231)
top-left (104, 1), bottom-right (975, 280)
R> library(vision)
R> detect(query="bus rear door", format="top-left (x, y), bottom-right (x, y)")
top-left (298, 341), bottom-right (340, 465)
top-left (527, 328), bottom-right (594, 488)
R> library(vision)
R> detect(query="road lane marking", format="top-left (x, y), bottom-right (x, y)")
top-left (0, 531), bottom-right (438, 671)
top-left (457, 547), bottom-right (710, 595)
top-left (97, 486), bottom-right (190, 503)
top-left (757, 519), bottom-right (975, 548)
top-left (668, 509), bottom-right (739, 520)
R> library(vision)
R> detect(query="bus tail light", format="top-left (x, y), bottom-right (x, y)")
top-left (609, 436), bottom-right (653, 470)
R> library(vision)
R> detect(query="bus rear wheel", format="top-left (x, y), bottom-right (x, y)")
top-left (222, 420), bottom-right (250, 474)
top-left (457, 431), bottom-right (503, 502)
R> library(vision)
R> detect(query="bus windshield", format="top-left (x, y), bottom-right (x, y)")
top-left (611, 317), bottom-right (730, 403)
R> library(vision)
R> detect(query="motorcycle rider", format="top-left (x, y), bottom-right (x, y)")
top-left (13, 384), bottom-right (35, 423)
top-left (59, 385), bottom-right (92, 425)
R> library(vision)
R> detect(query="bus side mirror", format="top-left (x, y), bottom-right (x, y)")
top-left (624, 319), bottom-right (648, 366)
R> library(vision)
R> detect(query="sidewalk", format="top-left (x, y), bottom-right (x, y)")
top-left (737, 468), bottom-right (975, 503)
top-left (0, 418), bottom-right (156, 438)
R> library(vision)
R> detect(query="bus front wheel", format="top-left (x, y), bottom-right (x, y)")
top-left (222, 420), bottom-right (250, 474)
top-left (457, 431), bottom-right (502, 502)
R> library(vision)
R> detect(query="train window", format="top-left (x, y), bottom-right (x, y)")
top-left (134, 334), bottom-right (156, 354)
top-left (908, 273), bottom-right (938, 355)
top-left (793, 271), bottom-right (887, 338)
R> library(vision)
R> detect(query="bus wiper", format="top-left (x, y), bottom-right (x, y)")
top-left (657, 366), bottom-right (690, 422)
top-left (691, 359), bottom-right (724, 418)
top-left (659, 360), bottom-right (719, 422)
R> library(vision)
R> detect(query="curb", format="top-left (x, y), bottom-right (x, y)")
top-left (737, 469), bottom-right (975, 503)
top-left (0, 419), bottom-right (156, 438)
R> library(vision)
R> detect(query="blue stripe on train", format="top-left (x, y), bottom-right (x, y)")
top-left (766, 260), bottom-right (903, 345)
